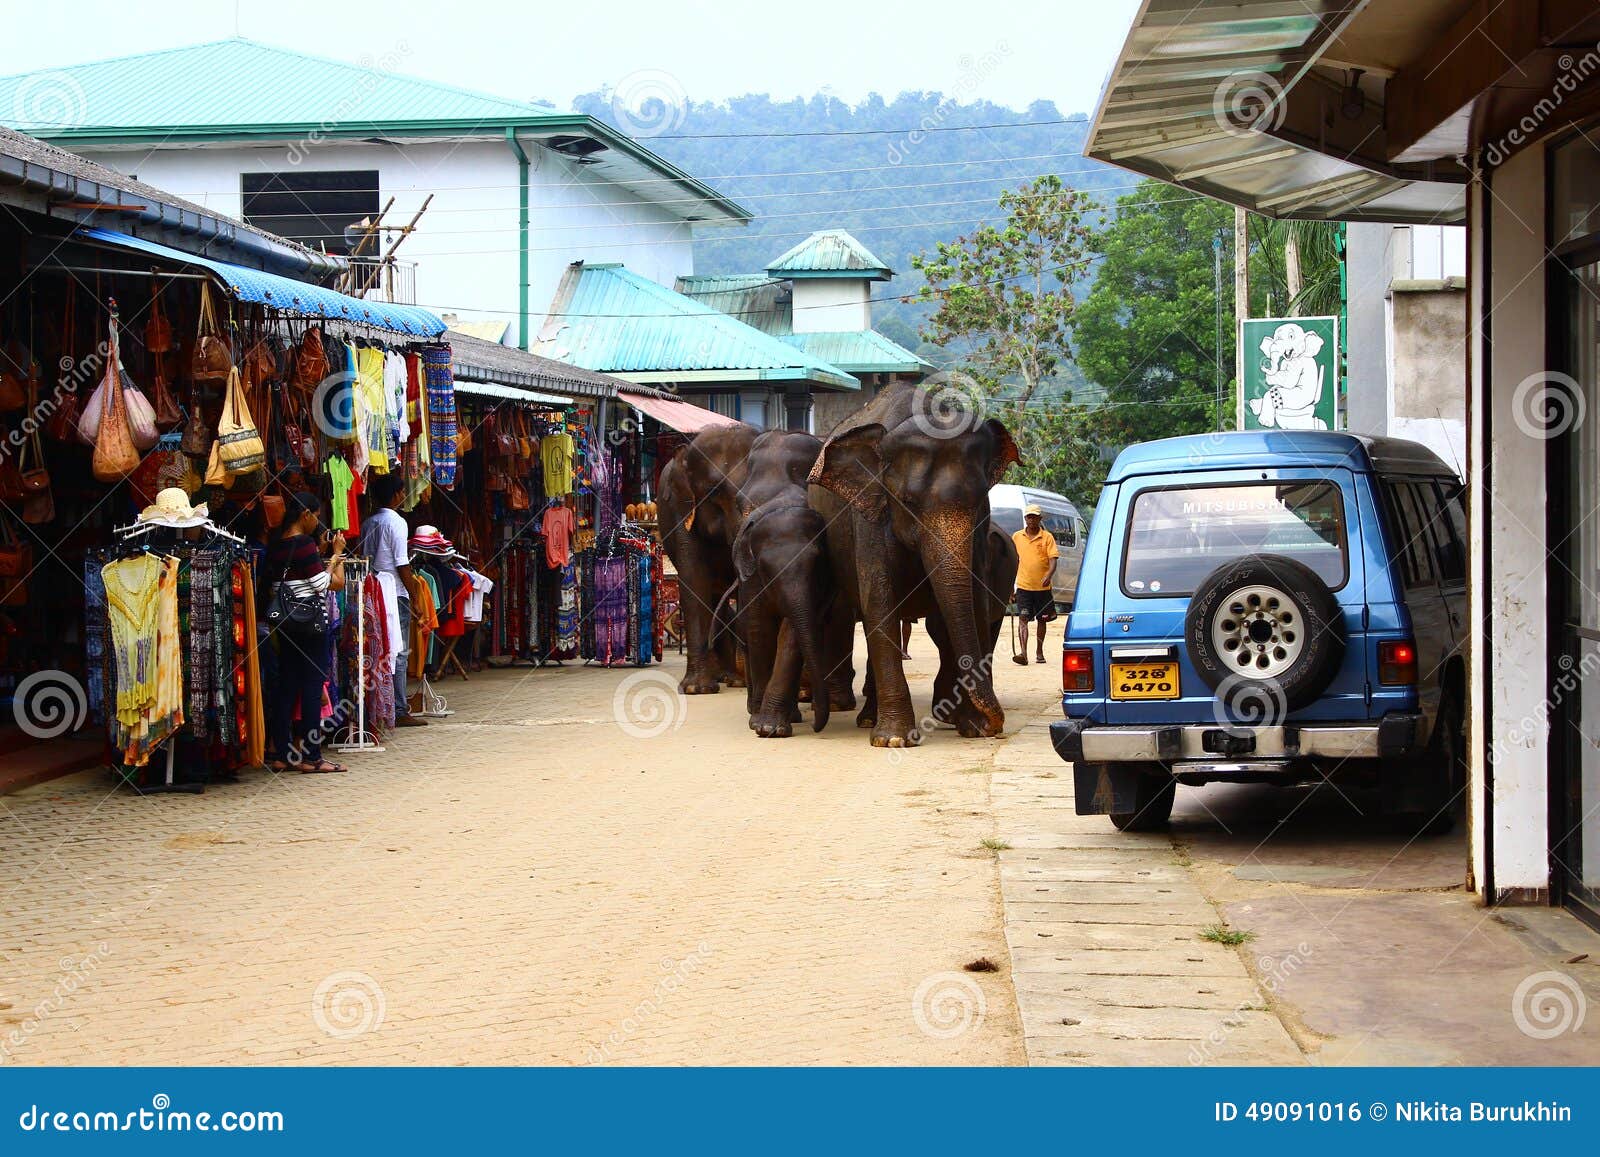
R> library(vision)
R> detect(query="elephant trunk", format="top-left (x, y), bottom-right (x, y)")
top-left (920, 514), bottom-right (1004, 736)
top-left (790, 597), bottom-right (830, 733)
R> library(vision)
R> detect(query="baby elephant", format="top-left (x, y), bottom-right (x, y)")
top-left (731, 494), bottom-right (834, 737)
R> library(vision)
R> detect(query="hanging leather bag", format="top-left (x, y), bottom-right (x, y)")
top-left (150, 354), bottom-right (182, 429)
top-left (91, 300), bottom-right (142, 483)
top-left (216, 365), bottom-right (265, 472)
top-left (0, 515), bottom-right (30, 606)
top-left (191, 282), bottom-right (233, 384)
top-left (46, 293), bottom-right (81, 442)
top-left (293, 324), bottom-right (329, 390)
top-left (0, 340), bottom-right (30, 413)
top-left (121, 370), bottom-right (160, 450)
top-left (144, 285), bottom-right (173, 354)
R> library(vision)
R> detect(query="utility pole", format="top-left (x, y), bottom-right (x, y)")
top-left (1234, 205), bottom-right (1249, 430)
top-left (1213, 230), bottom-right (1226, 430)
top-left (1285, 226), bottom-right (1302, 312)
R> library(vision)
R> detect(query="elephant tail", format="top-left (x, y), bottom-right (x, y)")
top-left (796, 599), bottom-right (830, 733)
top-left (711, 577), bottom-right (742, 647)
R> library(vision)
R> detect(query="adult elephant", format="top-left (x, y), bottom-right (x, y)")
top-left (809, 383), bottom-right (1020, 747)
top-left (658, 424), bottom-right (757, 694)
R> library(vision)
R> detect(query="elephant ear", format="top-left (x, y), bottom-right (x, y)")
top-left (808, 421), bottom-right (887, 522)
top-left (661, 455), bottom-right (697, 534)
top-left (733, 527), bottom-right (758, 583)
top-left (984, 418), bottom-right (1022, 487)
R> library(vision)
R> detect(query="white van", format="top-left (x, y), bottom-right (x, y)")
top-left (988, 483), bottom-right (1088, 610)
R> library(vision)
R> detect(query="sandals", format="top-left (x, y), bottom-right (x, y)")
top-left (1011, 654), bottom-right (1029, 665)
top-left (295, 760), bottom-right (349, 774)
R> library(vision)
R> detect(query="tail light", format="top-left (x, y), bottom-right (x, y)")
top-left (1378, 640), bottom-right (1417, 685)
top-left (1063, 648), bottom-right (1094, 693)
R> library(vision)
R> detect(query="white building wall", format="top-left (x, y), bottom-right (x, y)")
top-left (1477, 144), bottom-right (1551, 898)
top-left (790, 278), bottom-right (870, 333)
top-left (81, 139), bottom-right (696, 346)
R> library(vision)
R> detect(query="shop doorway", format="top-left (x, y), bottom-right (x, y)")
top-left (1553, 250), bottom-right (1600, 930)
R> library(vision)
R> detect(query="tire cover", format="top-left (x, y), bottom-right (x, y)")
top-left (1184, 553), bottom-right (1344, 712)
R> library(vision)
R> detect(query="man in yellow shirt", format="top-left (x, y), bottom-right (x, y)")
top-left (1011, 504), bottom-right (1060, 665)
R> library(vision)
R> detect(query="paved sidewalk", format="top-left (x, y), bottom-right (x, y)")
top-left (991, 707), bottom-right (1302, 1065)
top-left (0, 634), bottom-right (1026, 1066)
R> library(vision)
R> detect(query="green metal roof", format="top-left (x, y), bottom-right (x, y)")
top-left (765, 229), bottom-right (893, 279)
top-left (781, 331), bottom-right (930, 375)
top-left (673, 274), bottom-right (791, 334)
top-left (0, 38), bottom-right (750, 225)
top-left (535, 263), bottom-right (858, 391)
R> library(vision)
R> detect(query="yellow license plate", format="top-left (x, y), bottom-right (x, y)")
top-left (1110, 661), bottom-right (1179, 700)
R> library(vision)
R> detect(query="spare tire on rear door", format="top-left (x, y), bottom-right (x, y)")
top-left (1184, 554), bottom-right (1343, 712)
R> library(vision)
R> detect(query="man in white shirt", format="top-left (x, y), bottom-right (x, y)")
top-left (362, 474), bottom-right (424, 727)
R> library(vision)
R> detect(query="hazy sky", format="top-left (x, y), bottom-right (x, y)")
top-left (10, 0), bottom-right (1143, 116)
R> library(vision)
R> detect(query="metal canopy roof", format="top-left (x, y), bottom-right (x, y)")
top-left (78, 226), bottom-right (445, 337)
top-left (453, 381), bottom-right (574, 407)
top-left (1087, 0), bottom-right (1467, 225)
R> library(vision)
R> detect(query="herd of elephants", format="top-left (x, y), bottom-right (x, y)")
top-left (659, 381), bottom-right (1022, 748)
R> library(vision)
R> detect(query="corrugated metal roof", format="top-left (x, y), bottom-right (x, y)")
top-left (534, 264), bottom-right (858, 391)
top-left (1085, 0), bottom-right (1466, 225)
top-left (0, 39), bottom-right (535, 132)
top-left (0, 125), bottom-right (339, 276)
top-left (448, 321), bottom-right (511, 344)
top-left (80, 226), bottom-right (443, 336)
top-left (448, 330), bottom-right (622, 400)
top-left (765, 230), bottom-right (893, 279)
top-left (0, 39), bottom-right (752, 226)
top-left (673, 274), bottom-right (791, 334)
top-left (454, 381), bottom-right (574, 406)
top-left (781, 331), bottom-right (929, 375)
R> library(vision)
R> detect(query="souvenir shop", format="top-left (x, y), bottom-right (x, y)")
top-left (423, 372), bottom-right (667, 670)
top-left (0, 217), bottom-right (455, 790)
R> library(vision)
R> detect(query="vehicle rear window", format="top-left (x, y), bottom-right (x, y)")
top-left (1121, 481), bottom-right (1348, 597)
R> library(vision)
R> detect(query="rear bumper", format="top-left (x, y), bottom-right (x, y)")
top-left (1048, 714), bottom-right (1421, 767)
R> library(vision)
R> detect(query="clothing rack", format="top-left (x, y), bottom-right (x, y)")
top-left (332, 557), bottom-right (384, 755)
top-left (99, 526), bottom-right (251, 793)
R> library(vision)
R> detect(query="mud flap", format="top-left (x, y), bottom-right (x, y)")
top-left (1072, 762), bottom-right (1143, 816)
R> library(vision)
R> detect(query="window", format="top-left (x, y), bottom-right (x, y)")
top-left (1044, 513), bottom-right (1075, 550)
top-left (241, 170), bottom-right (381, 254)
top-left (1384, 480), bottom-right (1451, 588)
top-left (1431, 479), bottom-right (1468, 585)
top-left (1121, 481), bottom-right (1348, 597)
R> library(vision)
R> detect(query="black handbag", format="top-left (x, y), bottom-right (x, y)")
top-left (265, 553), bottom-right (329, 640)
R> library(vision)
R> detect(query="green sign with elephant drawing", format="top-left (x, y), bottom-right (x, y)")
top-left (1239, 316), bottom-right (1339, 431)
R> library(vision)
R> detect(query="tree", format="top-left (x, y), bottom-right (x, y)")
top-left (910, 175), bottom-right (1097, 408)
top-left (1251, 217), bottom-right (1343, 317)
top-left (1074, 181), bottom-right (1233, 450)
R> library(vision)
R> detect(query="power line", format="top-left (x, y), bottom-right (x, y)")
top-left (142, 152), bottom-right (1115, 198)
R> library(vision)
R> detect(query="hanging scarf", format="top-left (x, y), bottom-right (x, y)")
top-left (423, 345), bottom-right (458, 489)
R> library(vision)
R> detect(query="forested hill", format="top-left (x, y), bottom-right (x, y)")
top-left (568, 89), bottom-right (1128, 356)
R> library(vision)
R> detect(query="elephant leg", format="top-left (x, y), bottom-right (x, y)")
top-left (857, 664), bottom-right (876, 729)
top-left (744, 608), bottom-right (779, 730)
top-left (925, 611), bottom-right (958, 726)
top-left (821, 607), bottom-right (858, 712)
top-left (856, 551), bottom-right (918, 746)
top-left (675, 545), bottom-right (726, 695)
top-left (753, 626), bottom-right (804, 738)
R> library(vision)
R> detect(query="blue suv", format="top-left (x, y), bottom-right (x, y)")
top-left (1049, 431), bottom-right (1467, 833)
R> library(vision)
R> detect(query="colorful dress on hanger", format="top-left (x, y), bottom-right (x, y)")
top-left (423, 346), bottom-right (458, 488)
top-left (595, 555), bottom-right (627, 664)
